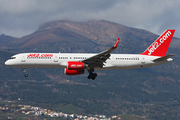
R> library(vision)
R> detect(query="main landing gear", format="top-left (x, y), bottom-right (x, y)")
top-left (87, 68), bottom-right (97, 80)
top-left (87, 73), bottom-right (97, 80)
top-left (23, 68), bottom-right (28, 77)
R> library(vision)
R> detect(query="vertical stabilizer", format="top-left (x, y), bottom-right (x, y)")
top-left (140, 29), bottom-right (175, 57)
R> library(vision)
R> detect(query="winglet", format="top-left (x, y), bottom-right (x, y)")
top-left (112, 38), bottom-right (120, 49)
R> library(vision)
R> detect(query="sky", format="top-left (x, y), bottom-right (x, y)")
top-left (0, 0), bottom-right (180, 38)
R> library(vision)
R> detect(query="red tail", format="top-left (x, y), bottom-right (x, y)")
top-left (140, 29), bottom-right (175, 57)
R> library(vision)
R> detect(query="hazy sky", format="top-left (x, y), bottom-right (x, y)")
top-left (0, 0), bottom-right (180, 38)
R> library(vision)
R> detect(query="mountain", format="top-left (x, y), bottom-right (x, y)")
top-left (3, 20), bottom-right (180, 53)
top-left (1, 20), bottom-right (180, 120)
top-left (0, 34), bottom-right (18, 46)
top-left (0, 20), bottom-right (161, 53)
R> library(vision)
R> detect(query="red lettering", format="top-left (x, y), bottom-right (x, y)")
top-left (27, 54), bottom-right (53, 58)
top-left (148, 31), bottom-right (172, 55)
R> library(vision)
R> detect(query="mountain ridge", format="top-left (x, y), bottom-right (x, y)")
top-left (2, 20), bottom-right (180, 54)
top-left (0, 34), bottom-right (18, 45)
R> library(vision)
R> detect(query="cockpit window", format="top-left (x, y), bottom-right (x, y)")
top-left (11, 57), bottom-right (16, 59)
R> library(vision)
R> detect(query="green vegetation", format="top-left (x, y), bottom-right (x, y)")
top-left (1, 46), bottom-right (180, 119)
top-left (1, 23), bottom-right (180, 119)
top-left (118, 114), bottom-right (145, 120)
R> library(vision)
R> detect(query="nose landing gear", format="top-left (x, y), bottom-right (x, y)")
top-left (23, 68), bottom-right (28, 77)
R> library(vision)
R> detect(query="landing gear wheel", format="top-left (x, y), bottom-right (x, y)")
top-left (23, 68), bottom-right (28, 77)
top-left (92, 76), bottom-right (95, 80)
top-left (25, 74), bottom-right (28, 77)
top-left (94, 73), bottom-right (97, 77)
top-left (87, 73), bottom-right (97, 80)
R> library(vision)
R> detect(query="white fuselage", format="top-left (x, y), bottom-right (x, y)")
top-left (5, 53), bottom-right (173, 70)
top-left (4, 30), bottom-right (175, 79)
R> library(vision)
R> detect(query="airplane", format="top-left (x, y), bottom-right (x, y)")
top-left (5, 29), bottom-right (175, 80)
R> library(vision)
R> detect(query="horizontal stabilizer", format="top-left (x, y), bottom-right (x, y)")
top-left (153, 54), bottom-right (174, 62)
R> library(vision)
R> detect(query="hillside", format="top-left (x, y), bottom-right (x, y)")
top-left (1, 20), bottom-right (180, 120)
top-left (0, 20), bottom-right (159, 53)
top-left (0, 34), bottom-right (17, 46)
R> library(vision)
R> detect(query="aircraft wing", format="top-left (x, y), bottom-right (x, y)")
top-left (82, 38), bottom-right (120, 67)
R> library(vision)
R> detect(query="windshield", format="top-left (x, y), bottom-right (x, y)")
top-left (11, 57), bottom-right (16, 59)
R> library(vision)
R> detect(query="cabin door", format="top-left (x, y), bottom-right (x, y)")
top-left (21, 55), bottom-right (26, 62)
top-left (141, 57), bottom-right (145, 64)
top-left (54, 56), bottom-right (58, 62)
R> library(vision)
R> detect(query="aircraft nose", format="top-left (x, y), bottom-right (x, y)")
top-left (5, 60), bottom-right (11, 66)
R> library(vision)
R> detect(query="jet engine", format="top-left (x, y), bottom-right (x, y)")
top-left (64, 68), bottom-right (85, 75)
top-left (67, 61), bottom-right (87, 70)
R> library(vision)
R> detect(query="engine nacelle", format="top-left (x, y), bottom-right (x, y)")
top-left (64, 68), bottom-right (85, 75)
top-left (67, 61), bottom-right (86, 70)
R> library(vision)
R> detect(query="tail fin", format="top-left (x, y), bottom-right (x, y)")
top-left (140, 29), bottom-right (175, 57)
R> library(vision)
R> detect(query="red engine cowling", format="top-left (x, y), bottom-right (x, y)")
top-left (64, 68), bottom-right (85, 75)
top-left (67, 61), bottom-right (86, 70)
